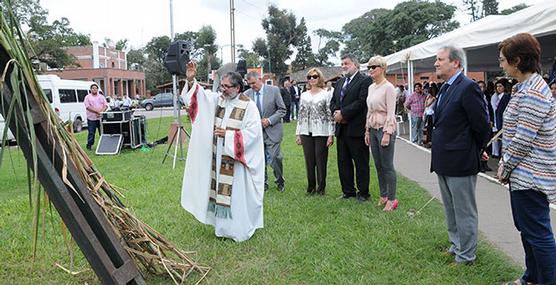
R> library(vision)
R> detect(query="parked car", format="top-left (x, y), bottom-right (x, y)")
top-left (141, 92), bottom-right (183, 111)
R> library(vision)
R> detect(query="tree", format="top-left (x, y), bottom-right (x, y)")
top-left (463, 0), bottom-right (481, 21)
top-left (127, 48), bottom-right (145, 70)
top-left (291, 18), bottom-right (317, 72)
top-left (501, 3), bottom-right (528, 15)
top-left (237, 45), bottom-right (261, 68)
top-left (0, 0), bottom-right (47, 28)
top-left (342, 1), bottom-right (459, 61)
top-left (194, 25), bottom-right (220, 82)
top-left (260, 5), bottom-right (304, 77)
top-left (482, 0), bottom-right (499, 16)
top-left (313, 29), bottom-right (343, 66)
top-left (27, 15), bottom-right (91, 68)
top-left (252, 37), bottom-right (270, 72)
top-left (115, 39), bottom-right (128, 51)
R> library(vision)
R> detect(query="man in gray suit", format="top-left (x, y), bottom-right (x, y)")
top-left (245, 72), bottom-right (287, 192)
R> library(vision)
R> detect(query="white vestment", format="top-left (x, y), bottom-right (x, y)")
top-left (180, 82), bottom-right (265, 242)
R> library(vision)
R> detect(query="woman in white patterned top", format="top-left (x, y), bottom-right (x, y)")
top-left (295, 68), bottom-right (335, 195)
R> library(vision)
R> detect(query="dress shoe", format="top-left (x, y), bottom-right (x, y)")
top-left (340, 193), bottom-right (356, 199)
top-left (86, 145), bottom-right (92, 150)
top-left (356, 195), bottom-right (369, 202)
top-left (277, 183), bottom-right (285, 192)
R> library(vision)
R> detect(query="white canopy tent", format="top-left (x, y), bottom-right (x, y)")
top-left (385, 1), bottom-right (556, 142)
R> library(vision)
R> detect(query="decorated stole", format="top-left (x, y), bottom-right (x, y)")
top-left (207, 94), bottom-right (250, 219)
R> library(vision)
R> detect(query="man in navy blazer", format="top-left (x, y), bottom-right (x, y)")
top-left (431, 45), bottom-right (490, 265)
top-left (330, 54), bottom-right (372, 201)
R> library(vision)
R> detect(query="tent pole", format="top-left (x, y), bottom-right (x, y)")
top-left (407, 60), bottom-right (414, 143)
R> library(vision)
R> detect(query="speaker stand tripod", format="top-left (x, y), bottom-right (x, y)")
top-left (161, 74), bottom-right (191, 169)
top-left (161, 119), bottom-right (190, 169)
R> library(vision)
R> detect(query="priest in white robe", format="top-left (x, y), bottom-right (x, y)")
top-left (180, 62), bottom-right (265, 242)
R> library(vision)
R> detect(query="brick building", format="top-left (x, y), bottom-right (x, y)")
top-left (45, 42), bottom-right (146, 98)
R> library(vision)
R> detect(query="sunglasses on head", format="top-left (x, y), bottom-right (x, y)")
top-left (306, 74), bottom-right (319, 80)
top-left (367, 65), bottom-right (381, 70)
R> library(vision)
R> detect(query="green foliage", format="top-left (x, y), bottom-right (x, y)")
top-left (0, 118), bottom-right (523, 284)
top-left (342, 1), bottom-right (459, 61)
top-left (1, 0), bottom-right (91, 69)
top-left (260, 5), bottom-right (305, 77)
top-left (464, 0), bottom-right (481, 21)
top-left (194, 26), bottom-right (220, 82)
top-left (126, 48), bottom-right (145, 70)
top-left (291, 18), bottom-right (317, 72)
top-left (500, 3), bottom-right (529, 15)
top-left (237, 45), bottom-right (261, 68)
top-left (314, 29), bottom-right (343, 66)
top-left (482, 0), bottom-right (499, 16)
top-left (0, 0), bottom-right (46, 28)
top-left (115, 39), bottom-right (128, 51)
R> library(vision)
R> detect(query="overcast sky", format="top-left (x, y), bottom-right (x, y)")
top-left (39, 0), bottom-right (544, 63)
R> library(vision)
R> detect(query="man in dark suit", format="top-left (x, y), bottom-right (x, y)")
top-left (330, 54), bottom-right (372, 201)
top-left (289, 80), bottom-right (300, 120)
top-left (280, 79), bottom-right (292, 123)
top-left (431, 45), bottom-right (490, 265)
top-left (245, 72), bottom-right (287, 192)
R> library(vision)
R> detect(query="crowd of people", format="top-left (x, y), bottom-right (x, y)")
top-left (177, 32), bottom-right (555, 285)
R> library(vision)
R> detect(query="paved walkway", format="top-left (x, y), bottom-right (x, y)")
top-left (394, 136), bottom-right (556, 267)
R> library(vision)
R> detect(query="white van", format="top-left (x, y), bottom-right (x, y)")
top-left (0, 75), bottom-right (100, 143)
top-left (38, 75), bottom-right (101, 132)
top-left (0, 114), bottom-right (15, 144)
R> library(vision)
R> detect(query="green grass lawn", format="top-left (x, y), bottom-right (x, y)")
top-left (0, 116), bottom-right (521, 284)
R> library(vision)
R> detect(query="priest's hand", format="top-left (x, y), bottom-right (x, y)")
top-left (186, 61), bottom-right (197, 82)
top-left (214, 127), bottom-right (226, 138)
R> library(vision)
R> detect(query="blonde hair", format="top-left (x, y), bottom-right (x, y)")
top-left (306, 68), bottom-right (325, 88)
top-left (367, 55), bottom-right (388, 72)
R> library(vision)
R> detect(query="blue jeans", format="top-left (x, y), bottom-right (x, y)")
top-left (510, 189), bottom-right (556, 285)
top-left (410, 115), bottom-right (423, 144)
top-left (87, 119), bottom-right (101, 148)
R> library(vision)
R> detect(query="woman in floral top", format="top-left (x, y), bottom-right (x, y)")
top-left (295, 68), bottom-right (335, 195)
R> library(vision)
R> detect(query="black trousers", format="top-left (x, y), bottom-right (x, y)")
top-left (301, 135), bottom-right (328, 194)
top-left (336, 135), bottom-right (370, 197)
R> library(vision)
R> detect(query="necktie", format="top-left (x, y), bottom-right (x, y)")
top-left (340, 77), bottom-right (351, 103)
top-left (436, 83), bottom-right (450, 107)
top-left (255, 91), bottom-right (262, 115)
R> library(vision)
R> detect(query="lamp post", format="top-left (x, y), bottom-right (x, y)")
top-left (204, 44), bottom-right (212, 82)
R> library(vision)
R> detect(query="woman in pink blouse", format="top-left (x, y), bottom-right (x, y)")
top-left (295, 68), bottom-right (335, 195)
top-left (364, 56), bottom-right (398, 211)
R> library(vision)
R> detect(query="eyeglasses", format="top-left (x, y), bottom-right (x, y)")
top-left (306, 75), bottom-right (319, 80)
top-left (367, 65), bottom-right (381, 70)
top-left (220, 84), bottom-right (235, 89)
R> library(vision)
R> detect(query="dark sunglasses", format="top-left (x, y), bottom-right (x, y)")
top-left (367, 65), bottom-right (381, 70)
top-left (306, 75), bottom-right (319, 80)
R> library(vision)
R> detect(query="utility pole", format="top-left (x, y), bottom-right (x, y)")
top-left (229, 0), bottom-right (236, 63)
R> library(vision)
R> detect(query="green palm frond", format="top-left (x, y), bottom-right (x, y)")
top-left (0, 2), bottom-right (209, 284)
